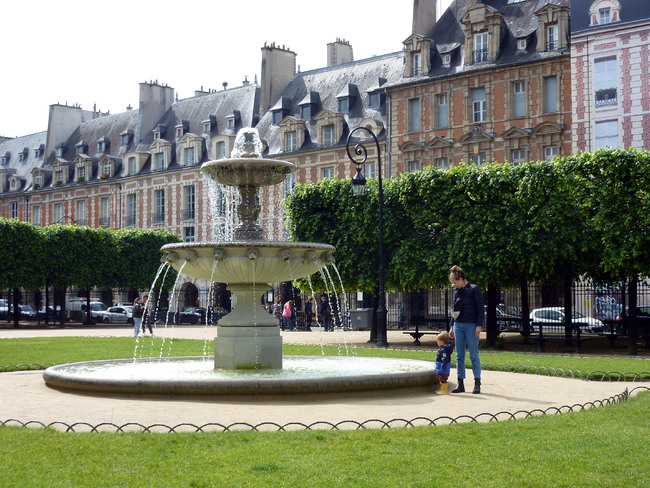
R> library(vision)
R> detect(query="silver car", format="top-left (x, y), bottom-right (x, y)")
top-left (529, 307), bottom-right (603, 333)
top-left (102, 306), bottom-right (134, 324)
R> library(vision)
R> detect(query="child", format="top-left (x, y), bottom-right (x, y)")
top-left (435, 331), bottom-right (454, 393)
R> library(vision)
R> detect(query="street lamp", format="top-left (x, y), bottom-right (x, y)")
top-left (346, 126), bottom-right (388, 348)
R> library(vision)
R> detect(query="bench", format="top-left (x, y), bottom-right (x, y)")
top-left (529, 323), bottom-right (596, 353)
top-left (402, 318), bottom-right (446, 345)
top-left (600, 319), bottom-right (650, 347)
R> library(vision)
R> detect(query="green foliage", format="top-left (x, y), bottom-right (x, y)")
top-left (0, 220), bottom-right (181, 292)
top-left (0, 218), bottom-right (46, 290)
top-left (284, 149), bottom-right (650, 292)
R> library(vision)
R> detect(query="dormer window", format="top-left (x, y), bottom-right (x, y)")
top-left (0, 153), bottom-right (8, 165)
top-left (34, 145), bottom-right (44, 158)
top-left (55, 171), bottom-right (63, 185)
top-left (412, 52), bottom-right (422, 76)
top-left (153, 124), bottom-right (166, 140)
top-left (34, 173), bottom-right (42, 187)
top-left (55, 145), bottom-right (66, 158)
top-left (473, 32), bottom-right (489, 63)
top-left (120, 131), bottom-right (132, 146)
top-left (442, 54), bottom-right (451, 67)
top-left (75, 141), bottom-right (87, 156)
top-left (322, 125), bottom-right (334, 146)
top-left (272, 111), bottom-right (284, 125)
top-left (300, 105), bottom-right (312, 120)
top-left (128, 156), bottom-right (137, 174)
top-left (337, 84), bottom-right (357, 114)
top-left (97, 137), bottom-right (109, 154)
top-left (18, 148), bottom-right (28, 162)
top-left (227, 116), bottom-right (235, 129)
top-left (101, 159), bottom-right (112, 178)
top-left (517, 39), bottom-right (527, 51)
top-left (175, 120), bottom-right (189, 139)
top-left (368, 91), bottom-right (381, 109)
top-left (589, 1), bottom-right (621, 26)
top-left (599, 8), bottom-right (610, 24)
top-left (270, 97), bottom-right (291, 125)
top-left (547, 24), bottom-right (559, 51)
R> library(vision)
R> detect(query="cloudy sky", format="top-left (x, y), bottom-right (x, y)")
top-left (1, 0), bottom-right (452, 138)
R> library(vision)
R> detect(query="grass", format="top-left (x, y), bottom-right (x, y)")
top-left (0, 337), bottom-right (648, 487)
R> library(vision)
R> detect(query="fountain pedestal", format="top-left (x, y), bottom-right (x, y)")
top-left (214, 283), bottom-right (282, 369)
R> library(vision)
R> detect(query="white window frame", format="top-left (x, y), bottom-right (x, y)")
top-left (321, 167), bottom-right (335, 180)
top-left (412, 52), bottom-right (422, 76)
top-left (470, 154), bottom-right (487, 166)
top-left (544, 76), bottom-right (558, 113)
top-left (100, 197), bottom-right (110, 227)
top-left (513, 81), bottom-right (526, 118)
top-left (511, 149), bottom-right (526, 165)
top-left (32, 205), bottom-right (41, 226)
top-left (322, 125), bottom-right (334, 146)
top-left (285, 131), bottom-right (297, 152)
top-left (407, 161), bottom-right (420, 172)
top-left (595, 120), bottom-right (618, 149)
top-left (472, 88), bottom-right (487, 123)
top-left (54, 203), bottom-right (64, 223)
top-left (474, 32), bottom-right (488, 63)
top-left (437, 94), bottom-right (448, 128)
top-left (547, 24), bottom-right (559, 51)
top-left (544, 146), bottom-right (558, 162)
top-left (409, 98), bottom-right (420, 132)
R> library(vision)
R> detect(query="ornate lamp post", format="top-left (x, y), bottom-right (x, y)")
top-left (346, 126), bottom-right (388, 348)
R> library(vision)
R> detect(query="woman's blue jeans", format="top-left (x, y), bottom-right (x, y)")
top-left (133, 317), bottom-right (141, 337)
top-left (453, 322), bottom-right (481, 380)
top-left (283, 316), bottom-right (294, 331)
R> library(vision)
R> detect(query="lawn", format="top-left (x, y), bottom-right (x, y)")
top-left (0, 337), bottom-right (648, 487)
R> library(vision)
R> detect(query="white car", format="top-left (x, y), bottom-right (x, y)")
top-left (102, 306), bottom-right (134, 324)
top-left (529, 307), bottom-right (603, 333)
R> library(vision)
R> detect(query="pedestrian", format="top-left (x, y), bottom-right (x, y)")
top-left (397, 301), bottom-right (406, 329)
top-left (272, 298), bottom-right (283, 327)
top-left (282, 300), bottom-right (295, 331)
top-left (141, 295), bottom-right (155, 337)
top-left (320, 296), bottom-right (332, 331)
top-left (305, 297), bottom-right (313, 329)
top-left (434, 330), bottom-right (454, 393)
top-left (448, 265), bottom-right (484, 394)
top-left (132, 297), bottom-right (143, 337)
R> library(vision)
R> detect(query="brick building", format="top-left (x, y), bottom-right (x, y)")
top-left (570, 0), bottom-right (650, 152)
top-left (386, 0), bottom-right (572, 175)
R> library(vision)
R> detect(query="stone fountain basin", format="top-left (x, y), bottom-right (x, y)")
top-left (43, 356), bottom-right (439, 395)
top-left (201, 158), bottom-right (295, 187)
top-left (160, 241), bottom-right (335, 283)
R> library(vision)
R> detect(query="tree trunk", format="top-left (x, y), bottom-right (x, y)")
top-left (563, 274), bottom-right (573, 346)
top-left (627, 280), bottom-right (638, 355)
top-left (486, 283), bottom-right (498, 347)
top-left (520, 276), bottom-right (530, 342)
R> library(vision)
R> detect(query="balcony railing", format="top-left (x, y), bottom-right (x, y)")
top-left (152, 212), bottom-right (165, 225)
top-left (473, 49), bottom-right (488, 63)
top-left (595, 88), bottom-right (617, 107)
top-left (547, 40), bottom-right (559, 51)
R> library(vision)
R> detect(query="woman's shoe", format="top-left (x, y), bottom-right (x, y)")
top-left (473, 379), bottom-right (481, 394)
top-left (451, 379), bottom-right (465, 393)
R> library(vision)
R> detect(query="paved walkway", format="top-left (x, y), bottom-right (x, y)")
top-left (0, 327), bottom-right (629, 431)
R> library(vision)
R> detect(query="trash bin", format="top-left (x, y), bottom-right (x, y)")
top-left (349, 308), bottom-right (373, 330)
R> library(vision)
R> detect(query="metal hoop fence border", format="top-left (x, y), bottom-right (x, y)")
top-left (1, 388), bottom-right (646, 433)
top-left (0, 359), bottom-right (648, 433)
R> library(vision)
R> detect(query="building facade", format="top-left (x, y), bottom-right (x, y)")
top-left (386, 0), bottom-right (572, 175)
top-left (571, 0), bottom-right (650, 152)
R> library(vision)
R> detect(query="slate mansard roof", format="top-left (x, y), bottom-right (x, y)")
top-left (0, 131), bottom-right (48, 192)
top-left (387, 0), bottom-right (570, 89)
top-left (257, 52), bottom-right (404, 156)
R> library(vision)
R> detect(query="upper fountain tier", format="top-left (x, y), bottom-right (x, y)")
top-left (201, 128), bottom-right (296, 241)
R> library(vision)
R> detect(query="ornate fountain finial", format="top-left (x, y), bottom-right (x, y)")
top-left (230, 128), bottom-right (263, 159)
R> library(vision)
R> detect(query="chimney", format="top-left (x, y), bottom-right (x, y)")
top-left (327, 38), bottom-right (354, 66)
top-left (45, 103), bottom-right (94, 162)
top-left (412, 0), bottom-right (437, 36)
top-left (260, 43), bottom-right (297, 116)
top-left (135, 81), bottom-right (175, 144)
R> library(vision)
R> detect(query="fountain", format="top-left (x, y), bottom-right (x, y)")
top-left (43, 128), bottom-right (439, 395)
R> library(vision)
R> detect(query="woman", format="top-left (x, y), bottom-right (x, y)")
top-left (282, 299), bottom-right (295, 331)
top-left (448, 265), bottom-right (484, 394)
top-left (132, 297), bottom-right (143, 337)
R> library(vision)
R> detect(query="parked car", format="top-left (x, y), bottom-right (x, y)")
top-left (485, 305), bottom-right (522, 332)
top-left (13, 304), bottom-right (38, 321)
top-left (612, 306), bottom-right (650, 335)
top-left (0, 299), bottom-right (8, 319)
top-left (37, 305), bottom-right (63, 320)
top-left (529, 307), bottom-right (603, 333)
top-left (102, 306), bottom-right (134, 324)
top-left (151, 307), bottom-right (202, 325)
top-left (67, 300), bottom-right (109, 322)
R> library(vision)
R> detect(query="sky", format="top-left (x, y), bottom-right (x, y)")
top-left (1, 0), bottom-right (452, 139)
